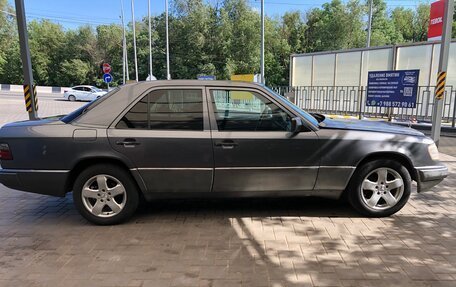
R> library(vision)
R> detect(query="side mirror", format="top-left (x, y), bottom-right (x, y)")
top-left (289, 117), bottom-right (303, 136)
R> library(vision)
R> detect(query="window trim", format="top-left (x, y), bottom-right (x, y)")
top-left (110, 86), bottom-right (209, 132)
top-left (206, 87), bottom-right (301, 133)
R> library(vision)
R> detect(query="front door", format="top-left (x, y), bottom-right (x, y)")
top-left (207, 87), bottom-right (320, 193)
top-left (108, 87), bottom-right (213, 193)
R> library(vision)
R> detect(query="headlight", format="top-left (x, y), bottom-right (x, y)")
top-left (428, 143), bottom-right (440, 161)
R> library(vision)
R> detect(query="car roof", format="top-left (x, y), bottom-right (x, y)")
top-left (121, 80), bottom-right (264, 89)
top-left (72, 85), bottom-right (96, 88)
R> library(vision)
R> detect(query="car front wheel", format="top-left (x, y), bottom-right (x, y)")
top-left (73, 164), bottom-right (139, 225)
top-left (348, 159), bottom-right (411, 217)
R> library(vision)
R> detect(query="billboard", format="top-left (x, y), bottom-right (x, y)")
top-left (366, 70), bottom-right (420, 108)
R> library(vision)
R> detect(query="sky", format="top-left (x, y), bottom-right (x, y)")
top-left (7, 0), bottom-right (429, 30)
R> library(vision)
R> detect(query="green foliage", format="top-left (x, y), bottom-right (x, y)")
top-left (391, 4), bottom-right (430, 43)
top-left (0, 0), bottom-right (454, 87)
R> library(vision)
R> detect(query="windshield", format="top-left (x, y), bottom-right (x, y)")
top-left (92, 87), bottom-right (102, 92)
top-left (264, 86), bottom-right (319, 127)
top-left (61, 87), bottom-right (119, 123)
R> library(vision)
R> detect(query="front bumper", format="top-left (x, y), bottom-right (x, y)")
top-left (0, 168), bottom-right (69, 197)
top-left (416, 165), bottom-right (449, 193)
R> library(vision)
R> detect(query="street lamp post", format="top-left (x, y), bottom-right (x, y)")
top-left (148, 0), bottom-right (153, 79)
top-left (366, 0), bottom-right (373, 47)
top-left (14, 0), bottom-right (38, 120)
top-left (131, 0), bottom-right (139, 82)
top-left (165, 0), bottom-right (171, 80)
top-left (260, 0), bottom-right (265, 84)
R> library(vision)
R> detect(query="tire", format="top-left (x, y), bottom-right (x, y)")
top-left (72, 164), bottom-right (139, 225)
top-left (68, 95), bottom-right (76, 101)
top-left (347, 159), bottom-right (411, 217)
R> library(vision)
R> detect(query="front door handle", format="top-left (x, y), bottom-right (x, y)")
top-left (215, 140), bottom-right (238, 149)
top-left (116, 138), bottom-right (140, 148)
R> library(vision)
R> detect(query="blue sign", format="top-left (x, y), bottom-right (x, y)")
top-left (366, 69), bottom-right (420, 108)
top-left (197, 75), bottom-right (216, 81)
top-left (103, 73), bottom-right (113, 83)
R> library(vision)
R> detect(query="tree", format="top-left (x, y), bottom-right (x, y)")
top-left (392, 4), bottom-right (429, 43)
top-left (369, 0), bottom-right (403, 46)
top-left (304, 0), bottom-right (365, 52)
top-left (282, 11), bottom-right (306, 54)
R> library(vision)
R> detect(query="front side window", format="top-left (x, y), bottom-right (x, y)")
top-left (210, 90), bottom-right (291, 131)
top-left (116, 89), bottom-right (204, 130)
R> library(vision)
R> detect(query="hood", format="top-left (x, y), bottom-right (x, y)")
top-left (1, 116), bottom-right (64, 129)
top-left (319, 118), bottom-right (424, 137)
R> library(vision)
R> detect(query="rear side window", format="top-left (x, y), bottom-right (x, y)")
top-left (116, 89), bottom-right (204, 130)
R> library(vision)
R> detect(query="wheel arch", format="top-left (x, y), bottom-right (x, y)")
top-left (65, 157), bottom-right (146, 196)
top-left (355, 152), bottom-right (417, 182)
top-left (340, 151), bottom-right (417, 202)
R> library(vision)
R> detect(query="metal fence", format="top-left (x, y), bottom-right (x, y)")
top-left (273, 86), bottom-right (456, 127)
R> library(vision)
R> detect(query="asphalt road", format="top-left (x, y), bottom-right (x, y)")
top-left (0, 91), bottom-right (85, 127)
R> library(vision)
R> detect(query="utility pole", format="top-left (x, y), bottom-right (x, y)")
top-left (148, 0), bottom-right (153, 79)
top-left (15, 0), bottom-right (38, 120)
top-left (431, 0), bottom-right (454, 146)
top-left (131, 0), bottom-right (139, 82)
top-left (260, 0), bottom-right (265, 84)
top-left (165, 0), bottom-right (171, 80)
top-left (366, 0), bottom-right (373, 47)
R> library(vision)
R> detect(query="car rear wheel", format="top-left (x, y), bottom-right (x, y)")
top-left (348, 159), bottom-right (411, 217)
top-left (68, 95), bottom-right (76, 101)
top-left (73, 164), bottom-right (139, 225)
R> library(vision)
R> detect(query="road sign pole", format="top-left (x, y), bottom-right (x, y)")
top-left (15, 0), bottom-right (37, 120)
top-left (430, 0), bottom-right (454, 146)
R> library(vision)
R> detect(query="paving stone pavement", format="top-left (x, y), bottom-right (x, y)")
top-left (1, 92), bottom-right (456, 286)
top-left (0, 153), bottom-right (455, 287)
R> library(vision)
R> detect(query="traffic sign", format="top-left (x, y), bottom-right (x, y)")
top-left (197, 75), bottom-right (216, 80)
top-left (103, 73), bottom-right (113, 83)
top-left (366, 70), bottom-right (420, 108)
top-left (102, 63), bottom-right (111, 74)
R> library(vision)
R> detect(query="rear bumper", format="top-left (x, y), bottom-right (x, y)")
top-left (0, 168), bottom-right (69, 197)
top-left (416, 165), bottom-right (449, 193)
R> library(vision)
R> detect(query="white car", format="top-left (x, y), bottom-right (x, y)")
top-left (63, 86), bottom-right (107, 102)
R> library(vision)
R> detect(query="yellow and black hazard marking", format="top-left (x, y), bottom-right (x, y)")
top-left (23, 84), bottom-right (32, 112)
top-left (435, 71), bottom-right (447, 100)
top-left (33, 84), bottom-right (38, 111)
top-left (23, 84), bottom-right (38, 112)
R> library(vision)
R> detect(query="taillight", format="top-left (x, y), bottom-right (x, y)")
top-left (0, 143), bottom-right (12, 160)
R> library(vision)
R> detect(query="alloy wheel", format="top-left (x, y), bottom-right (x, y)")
top-left (360, 167), bottom-right (404, 210)
top-left (81, 174), bottom-right (127, 218)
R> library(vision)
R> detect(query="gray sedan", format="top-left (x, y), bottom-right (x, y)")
top-left (0, 81), bottom-right (448, 225)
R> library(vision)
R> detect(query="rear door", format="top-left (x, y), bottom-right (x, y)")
top-left (206, 87), bottom-right (320, 193)
top-left (81, 87), bottom-right (92, 101)
top-left (108, 87), bottom-right (213, 193)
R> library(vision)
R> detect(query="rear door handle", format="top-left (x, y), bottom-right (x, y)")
top-left (116, 138), bottom-right (140, 148)
top-left (215, 140), bottom-right (238, 149)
